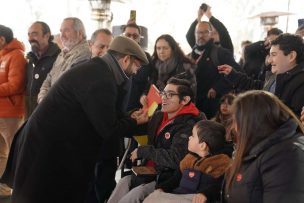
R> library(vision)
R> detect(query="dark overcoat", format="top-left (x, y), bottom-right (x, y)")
top-left (1, 54), bottom-right (135, 203)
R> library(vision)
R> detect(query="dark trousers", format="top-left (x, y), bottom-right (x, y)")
top-left (85, 159), bottom-right (117, 203)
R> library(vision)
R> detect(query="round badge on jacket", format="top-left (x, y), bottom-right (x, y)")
top-left (164, 132), bottom-right (171, 139)
top-left (189, 171), bottom-right (195, 178)
top-left (236, 173), bottom-right (242, 182)
top-left (34, 74), bottom-right (40, 79)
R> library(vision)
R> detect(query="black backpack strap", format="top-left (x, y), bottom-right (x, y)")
top-left (210, 45), bottom-right (220, 67)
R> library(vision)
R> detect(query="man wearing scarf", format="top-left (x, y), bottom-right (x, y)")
top-left (0, 36), bottom-right (149, 203)
top-left (191, 21), bottom-right (240, 119)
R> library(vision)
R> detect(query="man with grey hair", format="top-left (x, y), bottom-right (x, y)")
top-left (89, 28), bottom-right (113, 57)
top-left (1, 36), bottom-right (148, 203)
top-left (37, 17), bottom-right (91, 103)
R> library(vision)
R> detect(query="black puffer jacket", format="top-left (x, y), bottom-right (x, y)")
top-left (275, 64), bottom-right (304, 117)
top-left (225, 119), bottom-right (304, 203)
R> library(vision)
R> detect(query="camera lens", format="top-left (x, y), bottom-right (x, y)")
top-left (200, 3), bottom-right (208, 12)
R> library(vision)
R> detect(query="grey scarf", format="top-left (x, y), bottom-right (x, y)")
top-left (154, 57), bottom-right (178, 90)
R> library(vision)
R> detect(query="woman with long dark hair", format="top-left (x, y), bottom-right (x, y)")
top-left (225, 90), bottom-right (304, 203)
top-left (150, 34), bottom-right (196, 92)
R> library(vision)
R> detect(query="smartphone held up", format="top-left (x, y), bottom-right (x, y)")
top-left (200, 3), bottom-right (208, 12)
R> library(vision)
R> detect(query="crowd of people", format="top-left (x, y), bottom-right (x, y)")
top-left (0, 2), bottom-right (304, 203)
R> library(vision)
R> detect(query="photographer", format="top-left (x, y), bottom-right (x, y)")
top-left (242, 28), bottom-right (283, 80)
top-left (186, 3), bottom-right (234, 53)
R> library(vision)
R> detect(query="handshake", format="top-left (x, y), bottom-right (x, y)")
top-left (131, 109), bottom-right (149, 125)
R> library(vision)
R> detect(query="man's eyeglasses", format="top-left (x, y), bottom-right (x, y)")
top-left (195, 30), bottom-right (211, 35)
top-left (159, 91), bottom-right (179, 99)
top-left (122, 33), bottom-right (141, 40)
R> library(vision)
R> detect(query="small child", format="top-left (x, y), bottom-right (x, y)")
top-left (143, 120), bottom-right (231, 203)
top-left (212, 93), bottom-right (235, 142)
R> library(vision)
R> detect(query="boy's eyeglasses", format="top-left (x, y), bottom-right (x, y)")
top-left (159, 91), bottom-right (179, 99)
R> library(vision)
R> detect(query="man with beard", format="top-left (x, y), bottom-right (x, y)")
top-left (37, 17), bottom-right (91, 103)
top-left (122, 23), bottom-right (152, 111)
top-left (25, 21), bottom-right (61, 118)
top-left (192, 21), bottom-right (240, 119)
top-left (0, 36), bottom-right (149, 203)
top-left (186, 3), bottom-right (234, 53)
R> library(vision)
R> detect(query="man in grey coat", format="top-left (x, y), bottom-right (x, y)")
top-left (0, 36), bottom-right (148, 203)
top-left (37, 17), bottom-right (91, 103)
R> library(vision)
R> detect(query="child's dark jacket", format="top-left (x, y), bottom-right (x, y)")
top-left (156, 152), bottom-right (231, 202)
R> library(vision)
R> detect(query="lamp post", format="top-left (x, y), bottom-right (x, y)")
top-left (250, 11), bottom-right (293, 32)
top-left (88, 0), bottom-right (113, 28)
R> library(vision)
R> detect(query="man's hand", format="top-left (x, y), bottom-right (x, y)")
top-left (197, 8), bottom-right (204, 22)
top-left (205, 5), bottom-right (212, 19)
top-left (218, 64), bottom-right (233, 75)
top-left (130, 148), bottom-right (138, 162)
top-left (192, 193), bottom-right (207, 203)
top-left (264, 38), bottom-right (272, 49)
top-left (207, 88), bottom-right (216, 99)
top-left (131, 109), bottom-right (149, 125)
top-left (136, 111), bottom-right (149, 125)
top-left (140, 95), bottom-right (148, 109)
top-left (301, 107), bottom-right (304, 125)
top-left (131, 109), bottom-right (143, 119)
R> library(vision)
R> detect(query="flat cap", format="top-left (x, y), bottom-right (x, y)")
top-left (109, 36), bottom-right (149, 65)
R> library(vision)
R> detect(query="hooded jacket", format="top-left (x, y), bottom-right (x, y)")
top-left (0, 38), bottom-right (26, 117)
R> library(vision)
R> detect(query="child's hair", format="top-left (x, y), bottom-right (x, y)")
top-left (195, 120), bottom-right (226, 154)
top-left (214, 93), bottom-right (236, 122)
top-left (219, 93), bottom-right (235, 106)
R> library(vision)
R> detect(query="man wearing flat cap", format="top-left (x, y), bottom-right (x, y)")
top-left (0, 36), bottom-right (148, 203)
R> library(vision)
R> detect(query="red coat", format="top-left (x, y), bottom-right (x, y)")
top-left (0, 38), bottom-right (26, 117)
